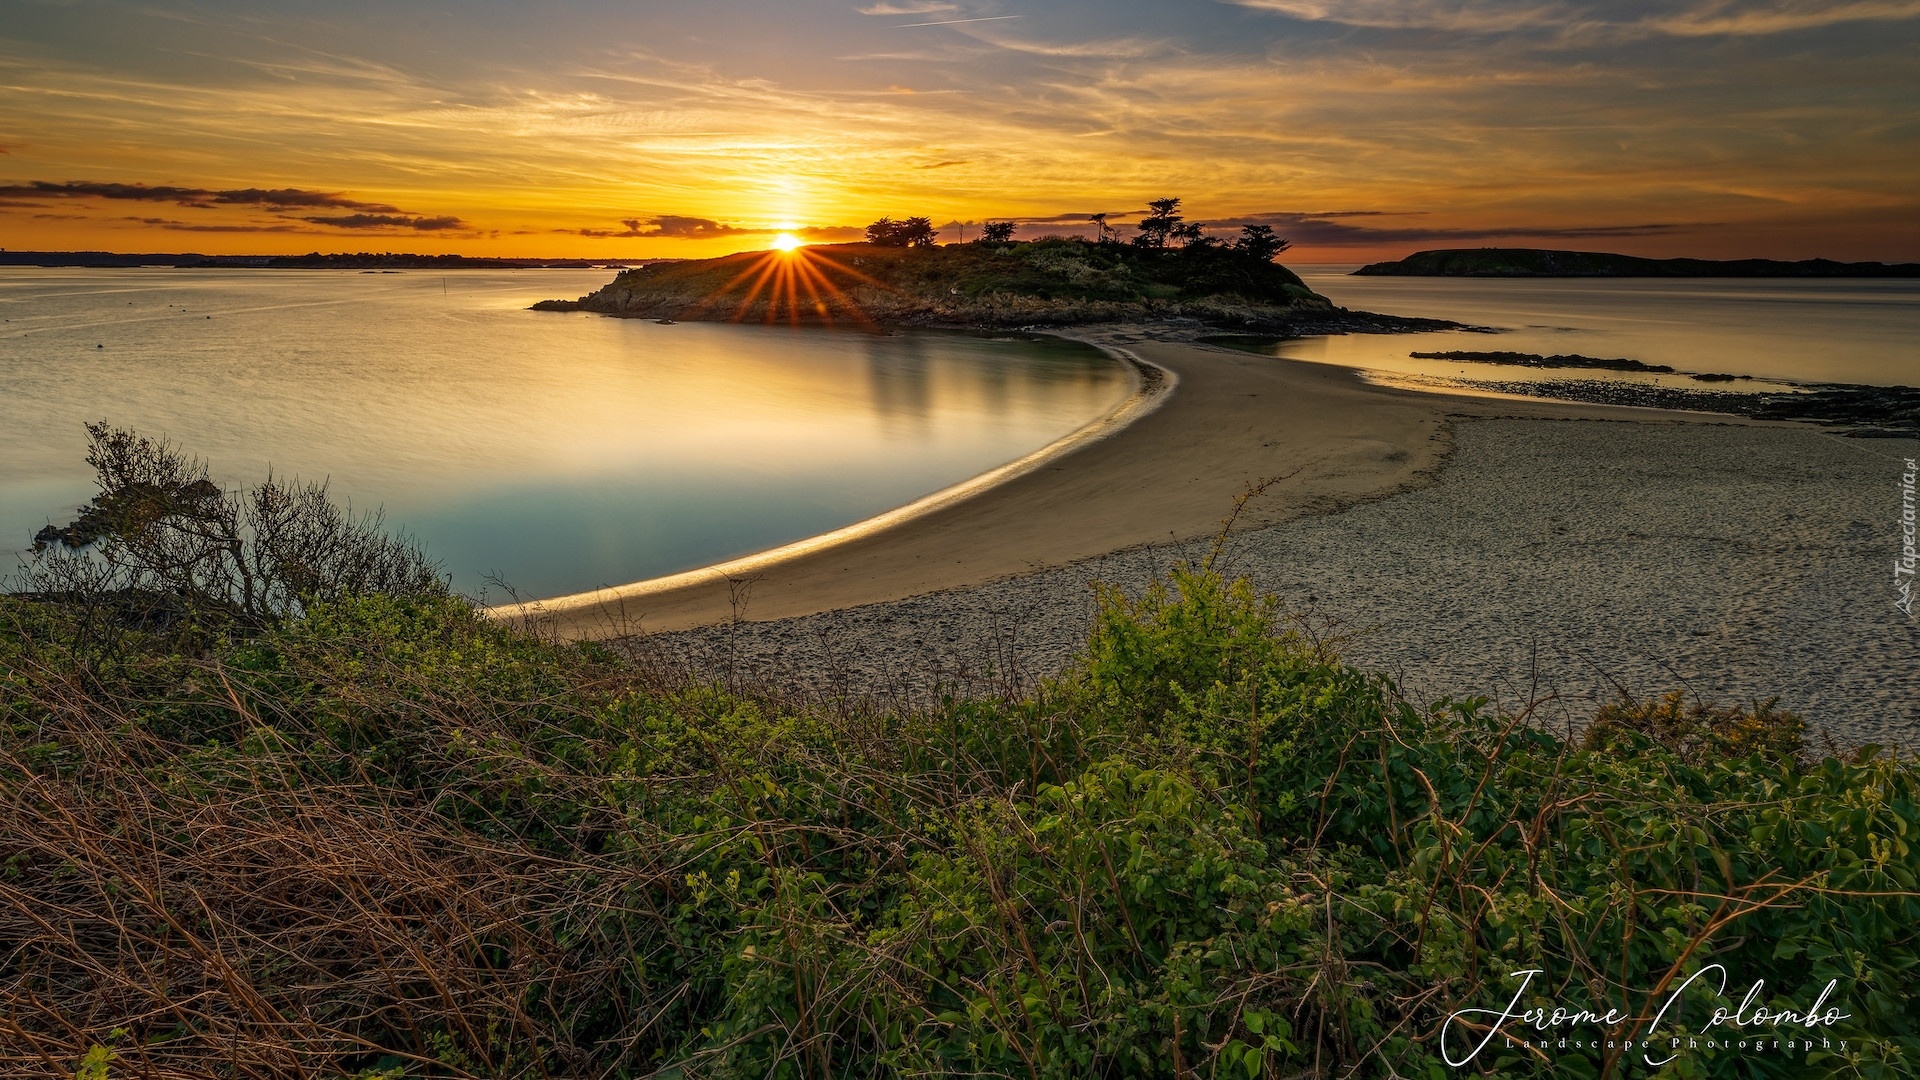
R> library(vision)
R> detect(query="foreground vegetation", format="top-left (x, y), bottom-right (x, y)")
top-left (3, 432), bottom-right (1917, 1078)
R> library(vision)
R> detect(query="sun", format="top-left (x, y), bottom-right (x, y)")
top-left (771, 232), bottom-right (805, 252)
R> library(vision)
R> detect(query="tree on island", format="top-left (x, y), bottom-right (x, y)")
top-left (865, 216), bottom-right (938, 247)
top-left (976, 220), bottom-right (1017, 243)
top-left (1131, 197), bottom-right (1204, 249)
top-left (1233, 223), bottom-right (1291, 262)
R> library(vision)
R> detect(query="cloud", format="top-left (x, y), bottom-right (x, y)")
top-left (565, 217), bottom-right (869, 243)
top-left (1210, 211), bottom-right (1693, 245)
top-left (856, 2), bottom-right (957, 14)
top-left (571, 215), bottom-right (753, 238)
top-left (1012, 211), bottom-right (1140, 224)
top-left (916, 159), bottom-right (969, 169)
top-left (572, 215), bottom-right (784, 239)
top-left (636, 215), bottom-right (758, 238)
top-left (1228, 0), bottom-right (1920, 38)
top-left (795, 225), bottom-right (869, 242)
top-left (299, 213), bottom-right (467, 230)
top-left (215, 187), bottom-right (403, 212)
top-left (1228, 0), bottom-right (1585, 33)
top-left (1642, 0), bottom-right (1920, 35)
top-left (178, 224), bottom-right (306, 233)
top-left (0, 180), bottom-right (401, 212)
top-left (125, 216), bottom-right (307, 233)
top-left (892, 15), bottom-right (1024, 27)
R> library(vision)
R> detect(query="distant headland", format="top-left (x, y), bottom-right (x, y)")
top-left (1354, 247), bottom-right (1920, 277)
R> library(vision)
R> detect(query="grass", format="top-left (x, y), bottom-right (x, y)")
top-left (2, 561), bottom-right (1915, 1079)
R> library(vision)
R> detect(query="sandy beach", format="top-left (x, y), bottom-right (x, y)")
top-left (497, 328), bottom-right (1918, 746)
top-left (498, 329), bottom-right (1723, 637)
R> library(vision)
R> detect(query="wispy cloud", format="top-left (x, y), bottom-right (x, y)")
top-left (1643, 0), bottom-right (1920, 36)
top-left (857, 1), bottom-right (957, 13)
top-left (122, 213), bottom-right (471, 234)
top-left (0, 177), bottom-right (470, 232)
top-left (894, 15), bottom-right (1024, 27)
top-left (299, 213), bottom-right (466, 231)
top-left (1229, 0), bottom-right (1592, 34)
top-left (126, 215), bottom-right (308, 233)
top-left (796, 225), bottom-right (871, 241)
top-left (566, 216), bottom-right (865, 241)
top-left (1229, 0), bottom-right (1920, 38)
top-left (0, 180), bottom-right (402, 212)
top-left (571, 215), bottom-right (753, 239)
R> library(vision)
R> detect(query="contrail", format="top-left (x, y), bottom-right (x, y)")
top-left (895, 15), bottom-right (1024, 27)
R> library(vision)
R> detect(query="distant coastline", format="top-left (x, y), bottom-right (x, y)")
top-left (1355, 247), bottom-right (1920, 277)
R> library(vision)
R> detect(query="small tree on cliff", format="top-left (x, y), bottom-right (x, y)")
top-left (865, 216), bottom-right (939, 247)
top-left (1132, 197), bottom-right (1204, 249)
top-left (977, 220), bottom-right (1017, 243)
top-left (1233, 224), bottom-right (1291, 262)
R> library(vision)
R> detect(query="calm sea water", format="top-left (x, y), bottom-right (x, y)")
top-left (7, 266), bottom-right (1912, 600)
top-left (1285, 266), bottom-right (1920, 392)
top-left (0, 269), bottom-right (1131, 598)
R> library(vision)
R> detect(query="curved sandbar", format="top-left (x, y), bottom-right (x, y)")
top-left (494, 329), bottom-right (1765, 638)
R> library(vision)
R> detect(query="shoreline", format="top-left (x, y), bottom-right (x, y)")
top-left (492, 324), bottom-right (1791, 638)
top-left (492, 346), bottom-right (1173, 631)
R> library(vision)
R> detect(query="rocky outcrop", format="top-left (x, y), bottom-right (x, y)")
top-left (1408, 350), bottom-right (1676, 373)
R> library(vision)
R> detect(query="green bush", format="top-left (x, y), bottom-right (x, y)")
top-left (2, 566), bottom-right (1914, 1078)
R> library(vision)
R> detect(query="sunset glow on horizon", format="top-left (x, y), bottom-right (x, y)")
top-left (2, 0), bottom-right (1916, 263)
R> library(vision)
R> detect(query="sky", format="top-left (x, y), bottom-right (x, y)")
top-left (2, 0), bottom-right (1917, 262)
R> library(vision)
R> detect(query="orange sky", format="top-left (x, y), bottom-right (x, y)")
top-left (3, 0), bottom-right (1918, 262)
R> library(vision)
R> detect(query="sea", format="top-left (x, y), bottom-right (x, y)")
top-left (2, 265), bottom-right (1914, 599)
top-left (1286, 266), bottom-right (1918, 394)
top-left (0, 268), bottom-right (1131, 598)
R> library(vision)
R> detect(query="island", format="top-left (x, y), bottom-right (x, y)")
top-left (1353, 247), bottom-right (1920, 277)
top-left (532, 238), bottom-right (1453, 334)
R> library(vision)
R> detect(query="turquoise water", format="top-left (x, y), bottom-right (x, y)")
top-left (0, 269), bottom-right (1132, 598)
